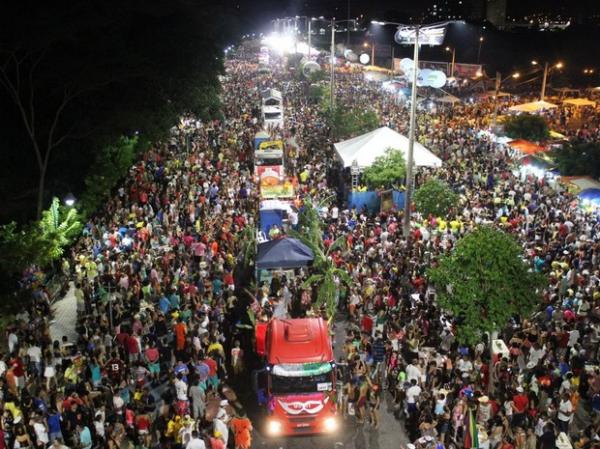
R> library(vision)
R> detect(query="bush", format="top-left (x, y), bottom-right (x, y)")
top-left (363, 148), bottom-right (406, 190)
top-left (552, 142), bottom-right (600, 178)
top-left (504, 113), bottom-right (549, 142)
top-left (414, 179), bottom-right (459, 218)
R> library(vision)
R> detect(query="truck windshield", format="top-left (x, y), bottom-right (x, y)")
top-left (270, 372), bottom-right (334, 395)
top-left (255, 157), bottom-right (283, 166)
top-left (264, 112), bottom-right (282, 120)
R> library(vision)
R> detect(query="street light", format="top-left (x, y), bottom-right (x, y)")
top-left (445, 46), bottom-right (456, 77)
top-left (540, 61), bottom-right (564, 101)
top-left (477, 36), bottom-right (484, 64)
top-left (315, 17), bottom-right (357, 109)
top-left (63, 193), bottom-right (76, 207)
top-left (531, 60), bottom-right (538, 66)
top-left (373, 19), bottom-right (454, 238)
top-left (512, 72), bottom-right (520, 78)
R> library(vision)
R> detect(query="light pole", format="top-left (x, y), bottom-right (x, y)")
top-left (446, 46), bottom-right (456, 77)
top-left (491, 71), bottom-right (521, 127)
top-left (540, 61), bottom-right (563, 101)
top-left (311, 18), bottom-right (357, 109)
top-left (477, 36), bottom-right (484, 64)
top-left (373, 20), bottom-right (454, 237)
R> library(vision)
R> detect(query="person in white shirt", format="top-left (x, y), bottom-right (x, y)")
top-left (406, 363), bottom-right (422, 384)
top-left (557, 393), bottom-right (573, 433)
top-left (186, 431), bottom-right (206, 449)
top-left (175, 374), bottom-right (189, 402)
top-left (406, 379), bottom-right (422, 415)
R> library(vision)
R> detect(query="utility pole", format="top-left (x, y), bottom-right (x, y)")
top-left (346, 0), bottom-right (350, 46)
top-left (308, 19), bottom-right (312, 58)
top-left (540, 61), bottom-right (549, 101)
top-left (330, 18), bottom-right (335, 109)
top-left (391, 46), bottom-right (395, 72)
top-left (371, 42), bottom-right (375, 66)
top-left (492, 71), bottom-right (501, 128)
top-left (403, 24), bottom-right (419, 238)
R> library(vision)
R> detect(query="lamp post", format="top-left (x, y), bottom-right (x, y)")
top-left (446, 46), bottom-right (456, 77)
top-left (311, 18), bottom-right (356, 109)
top-left (372, 20), bottom-right (454, 237)
top-left (477, 36), bottom-right (484, 64)
top-left (492, 71), bottom-right (522, 127)
top-left (540, 61), bottom-right (563, 101)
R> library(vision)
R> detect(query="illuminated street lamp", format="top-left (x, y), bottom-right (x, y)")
top-left (540, 61), bottom-right (564, 101)
top-left (445, 46), bottom-right (456, 77)
top-left (63, 193), bottom-right (76, 207)
top-left (477, 36), bottom-right (484, 64)
top-left (372, 19), bottom-right (454, 237)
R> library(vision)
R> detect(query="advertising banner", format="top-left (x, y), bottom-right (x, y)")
top-left (256, 166), bottom-right (295, 199)
top-left (419, 60), bottom-right (449, 73)
top-left (453, 63), bottom-right (482, 79)
top-left (258, 140), bottom-right (284, 150)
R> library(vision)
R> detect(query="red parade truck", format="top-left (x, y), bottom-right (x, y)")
top-left (254, 317), bottom-right (339, 436)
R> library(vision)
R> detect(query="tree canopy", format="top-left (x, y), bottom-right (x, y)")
top-left (414, 179), bottom-right (459, 218)
top-left (427, 226), bottom-right (546, 346)
top-left (552, 142), bottom-right (600, 179)
top-left (323, 104), bottom-right (380, 139)
top-left (503, 113), bottom-right (549, 142)
top-left (363, 148), bottom-right (407, 190)
top-left (0, 0), bottom-right (233, 222)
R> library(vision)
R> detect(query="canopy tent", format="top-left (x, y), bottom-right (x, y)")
top-left (560, 176), bottom-right (600, 192)
top-left (509, 100), bottom-right (558, 113)
top-left (480, 90), bottom-right (511, 98)
top-left (549, 130), bottom-right (568, 140)
top-left (554, 87), bottom-right (580, 96)
top-left (334, 126), bottom-right (442, 169)
top-left (579, 189), bottom-right (600, 207)
top-left (562, 98), bottom-right (596, 107)
top-left (519, 155), bottom-right (555, 170)
top-left (256, 237), bottom-right (314, 269)
top-left (436, 94), bottom-right (461, 104)
top-left (508, 139), bottom-right (547, 155)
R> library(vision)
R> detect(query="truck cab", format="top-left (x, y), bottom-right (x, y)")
top-left (255, 318), bottom-right (338, 436)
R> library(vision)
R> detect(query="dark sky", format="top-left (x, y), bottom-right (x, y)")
top-left (228, 0), bottom-right (599, 32)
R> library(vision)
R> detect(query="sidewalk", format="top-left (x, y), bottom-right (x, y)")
top-left (49, 281), bottom-right (78, 344)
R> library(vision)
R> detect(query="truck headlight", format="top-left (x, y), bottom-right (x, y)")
top-left (267, 419), bottom-right (282, 435)
top-left (324, 417), bottom-right (338, 432)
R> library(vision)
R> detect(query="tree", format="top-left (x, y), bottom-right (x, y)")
top-left (322, 105), bottom-right (379, 139)
top-left (414, 179), bottom-right (459, 218)
top-left (0, 0), bottom-right (229, 221)
top-left (38, 197), bottom-right (82, 264)
top-left (363, 148), bottom-right (406, 190)
top-left (291, 198), bottom-right (351, 318)
top-left (503, 113), bottom-right (549, 142)
top-left (552, 142), bottom-right (600, 179)
top-left (427, 226), bottom-right (546, 346)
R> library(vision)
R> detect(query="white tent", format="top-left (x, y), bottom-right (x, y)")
top-left (562, 98), bottom-right (596, 107)
top-left (509, 100), bottom-right (558, 113)
top-left (334, 126), bottom-right (442, 169)
top-left (436, 94), bottom-right (461, 104)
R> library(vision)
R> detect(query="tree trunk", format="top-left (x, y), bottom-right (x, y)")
top-left (36, 164), bottom-right (47, 219)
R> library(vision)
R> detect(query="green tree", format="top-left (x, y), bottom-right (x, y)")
top-left (414, 179), bottom-right (459, 218)
top-left (79, 136), bottom-right (142, 217)
top-left (503, 113), bottom-right (549, 142)
top-left (322, 105), bottom-right (380, 139)
top-left (427, 226), bottom-right (546, 346)
top-left (38, 197), bottom-right (83, 264)
top-left (291, 198), bottom-right (351, 318)
top-left (552, 142), bottom-right (600, 179)
top-left (363, 148), bottom-right (406, 190)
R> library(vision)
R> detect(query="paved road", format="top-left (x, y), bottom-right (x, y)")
top-left (49, 281), bottom-right (78, 344)
top-left (249, 315), bottom-right (409, 449)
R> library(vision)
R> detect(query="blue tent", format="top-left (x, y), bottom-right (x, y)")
top-left (579, 188), bottom-right (600, 207)
top-left (256, 238), bottom-right (314, 269)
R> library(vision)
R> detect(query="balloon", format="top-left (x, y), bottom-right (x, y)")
top-left (359, 53), bottom-right (370, 65)
top-left (399, 58), bottom-right (414, 73)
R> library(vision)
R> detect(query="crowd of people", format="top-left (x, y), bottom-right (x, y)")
top-left (4, 45), bottom-right (600, 449)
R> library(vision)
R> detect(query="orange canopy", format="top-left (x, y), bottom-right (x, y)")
top-left (508, 139), bottom-right (547, 155)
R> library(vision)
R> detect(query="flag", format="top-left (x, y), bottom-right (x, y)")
top-left (463, 407), bottom-right (479, 449)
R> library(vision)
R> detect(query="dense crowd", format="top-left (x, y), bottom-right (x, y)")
top-left (4, 48), bottom-right (600, 449)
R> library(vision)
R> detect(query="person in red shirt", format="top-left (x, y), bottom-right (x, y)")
top-left (512, 387), bottom-right (529, 428)
top-left (9, 357), bottom-right (25, 391)
top-left (126, 334), bottom-right (140, 363)
top-left (174, 318), bottom-right (187, 352)
top-left (360, 314), bottom-right (373, 335)
top-left (105, 353), bottom-right (125, 383)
